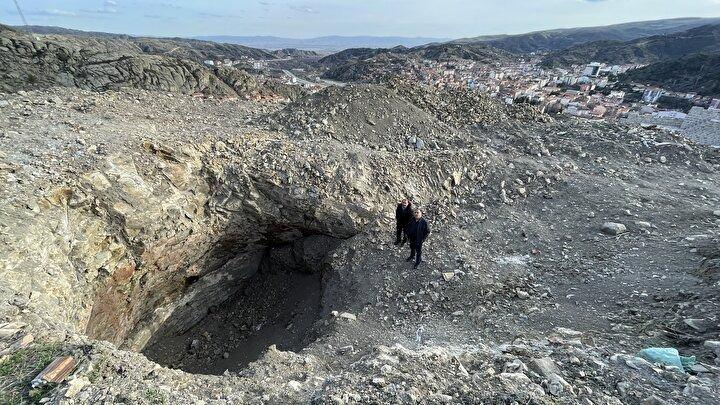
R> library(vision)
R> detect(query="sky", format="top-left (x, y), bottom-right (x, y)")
top-left (1, 0), bottom-right (719, 39)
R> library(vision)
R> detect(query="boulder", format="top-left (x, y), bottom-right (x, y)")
top-left (601, 222), bottom-right (627, 235)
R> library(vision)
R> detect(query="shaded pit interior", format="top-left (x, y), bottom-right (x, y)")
top-left (141, 233), bottom-right (341, 375)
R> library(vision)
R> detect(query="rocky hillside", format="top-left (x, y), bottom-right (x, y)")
top-left (319, 43), bottom-right (512, 82)
top-left (455, 17), bottom-right (720, 54)
top-left (0, 24), bottom-right (296, 99)
top-left (1, 78), bottom-right (720, 403)
top-left (619, 54), bottom-right (720, 97)
top-left (541, 23), bottom-right (720, 67)
top-left (19, 25), bottom-right (277, 62)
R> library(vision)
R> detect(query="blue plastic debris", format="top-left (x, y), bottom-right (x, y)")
top-left (637, 348), bottom-right (696, 372)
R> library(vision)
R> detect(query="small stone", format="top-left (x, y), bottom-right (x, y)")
top-left (659, 156), bottom-right (667, 164)
top-left (516, 290), bottom-right (530, 299)
top-left (371, 377), bottom-right (386, 387)
top-left (641, 395), bottom-right (668, 405)
top-left (287, 380), bottom-right (302, 391)
top-left (684, 318), bottom-right (707, 332)
top-left (442, 272), bottom-right (455, 282)
top-left (64, 377), bottom-right (90, 398)
top-left (601, 222), bottom-right (627, 235)
top-left (691, 364), bottom-right (709, 373)
top-left (337, 345), bottom-right (354, 355)
top-left (703, 340), bottom-right (720, 351)
top-left (338, 312), bottom-right (357, 321)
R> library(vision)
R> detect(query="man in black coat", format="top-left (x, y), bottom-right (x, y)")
top-left (405, 209), bottom-right (430, 269)
top-left (394, 198), bottom-right (413, 245)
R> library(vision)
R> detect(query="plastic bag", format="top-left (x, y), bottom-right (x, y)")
top-left (637, 347), bottom-right (696, 372)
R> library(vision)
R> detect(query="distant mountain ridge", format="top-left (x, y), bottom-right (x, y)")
top-left (193, 35), bottom-right (451, 52)
top-left (541, 23), bottom-right (720, 67)
top-left (455, 17), bottom-right (720, 53)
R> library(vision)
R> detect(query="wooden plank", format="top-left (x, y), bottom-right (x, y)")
top-left (31, 356), bottom-right (76, 387)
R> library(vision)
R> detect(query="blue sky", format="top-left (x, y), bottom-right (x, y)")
top-left (2, 0), bottom-right (719, 38)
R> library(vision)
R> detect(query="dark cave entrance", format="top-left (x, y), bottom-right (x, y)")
top-left (141, 233), bottom-right (341, 375)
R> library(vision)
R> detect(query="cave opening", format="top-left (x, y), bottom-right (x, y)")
top-left (141, 232), bottom-right (342, 375)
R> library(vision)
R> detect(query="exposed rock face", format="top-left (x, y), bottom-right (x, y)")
top-left (0, 25), bottom-right (291, 99)
top-left (13, 25), bottom-right (278, 62)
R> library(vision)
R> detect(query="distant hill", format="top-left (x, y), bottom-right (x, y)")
top-left (193, 35), bottom-right (451, 52)
top-left (16, 25), bottom-right (277, 62)
top-left (320, 43), bottom-right (512, 67)
top-left (319, 42), bottom-right (513, 82)
top-left (455, 17), bottom-right (720, 54)
top-left (619, 54), bottom-right (720, 97)
top-left (541, 23), bottom-right (720, 67)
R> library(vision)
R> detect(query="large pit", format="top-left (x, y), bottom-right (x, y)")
top-left (82, 221), bottom-right (345, 375)
top-left (141, 233), bottom-right (341, 374)
top-left (138, 232), bottom-right (341, 375)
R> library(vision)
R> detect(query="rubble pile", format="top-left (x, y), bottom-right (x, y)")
top-left (386, 78), bottom-right (552, 129)
top-left (265, 84), bottom-right (467, 149)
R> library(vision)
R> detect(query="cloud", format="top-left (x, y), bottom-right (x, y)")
top-left (199, 11), bottom-right (244, 19)
top-left (83, 0), bottom-right (120, 15)
top-left (157, 2), bottom-right (183, 10)
top-left (289, 4), bottom-right (316, 13)
top-left (28, 9), bottom-right (78, 17)
top-left (85, 8), bottom-right (119, 14)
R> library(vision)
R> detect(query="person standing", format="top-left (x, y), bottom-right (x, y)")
top-left (405, 209), bottom-right (430, 269)
top-left (394, 198), bottom-right (413, 245)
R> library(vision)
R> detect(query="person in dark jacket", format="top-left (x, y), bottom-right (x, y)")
top-left (405, 209), bottom-right (430, 269)
top-left (394, 198), bottom-right (413, 245)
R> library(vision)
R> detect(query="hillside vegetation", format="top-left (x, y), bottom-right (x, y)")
top-left (541, 23), bottom-right (720, 67)
top-left (620, 53), bottom-right (720, 96)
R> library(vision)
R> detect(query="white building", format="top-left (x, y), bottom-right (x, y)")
top-left (581, 63), bottom-right (602, 78)
top-left (643, 88), bottom-right (664, 103)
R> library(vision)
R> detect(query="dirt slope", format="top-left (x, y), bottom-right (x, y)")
top-left (0, 86), bottom-right (719, 404)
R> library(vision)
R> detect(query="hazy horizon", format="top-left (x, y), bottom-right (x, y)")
top-left (2, 1), bottom-right (720, 39)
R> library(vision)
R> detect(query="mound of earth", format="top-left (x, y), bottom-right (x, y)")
top-left (265, 84), bottom-right (466, 150)
top-left (386, 78), bottom-right (552, 129)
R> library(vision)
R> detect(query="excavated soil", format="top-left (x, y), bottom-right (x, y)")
top-left (1, 86), bottom-right (720, 404)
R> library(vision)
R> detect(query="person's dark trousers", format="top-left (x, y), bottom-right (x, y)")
top-left (409, 242), bottom-right (422, 267)
top-left (395, 223), bottom-right (408, 244)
